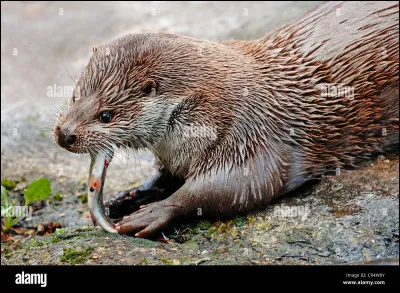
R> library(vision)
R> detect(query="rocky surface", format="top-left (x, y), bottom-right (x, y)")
top-left (1, 1), bottom-right (398, 265)
top-left (2, 155), bottom-right (398, 265)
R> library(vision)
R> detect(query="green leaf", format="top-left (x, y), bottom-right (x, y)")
top-left (24, 178), bottom-right (51, 206)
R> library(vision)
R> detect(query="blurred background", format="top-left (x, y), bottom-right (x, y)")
top-left (1, 2), bottom-right (320, 226)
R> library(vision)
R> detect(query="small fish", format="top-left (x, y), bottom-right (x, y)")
top-left (88, 150), bottom-right (117, 233)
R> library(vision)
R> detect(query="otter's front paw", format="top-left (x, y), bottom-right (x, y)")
top-left (115, 200), bottom-right (182, 238)
top-left (104, 188), bottom-right (165, 219)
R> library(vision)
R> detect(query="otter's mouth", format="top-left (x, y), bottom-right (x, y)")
top-left (61, 145), bottom-right (81, 153)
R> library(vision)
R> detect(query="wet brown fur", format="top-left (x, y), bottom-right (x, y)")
top-left (55, 1), bottom-right (399, 236)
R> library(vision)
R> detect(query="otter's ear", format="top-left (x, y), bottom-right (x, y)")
top-left (141, 79), bottom-right (157, 96)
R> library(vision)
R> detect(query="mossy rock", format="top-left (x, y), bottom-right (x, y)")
top-left (1, 178), bottom-right (17, 190)
top-left (60, 246), bottom-right (94, 265)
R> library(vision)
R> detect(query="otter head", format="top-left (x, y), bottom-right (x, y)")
top-left (54, 35), bottom-right (182, 156)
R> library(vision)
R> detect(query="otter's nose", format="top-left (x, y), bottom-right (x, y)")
top-left (58, 129), bottom-right (77, 149)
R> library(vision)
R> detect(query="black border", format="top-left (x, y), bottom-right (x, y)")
top-left (1, 265), bottom-right (399, 292)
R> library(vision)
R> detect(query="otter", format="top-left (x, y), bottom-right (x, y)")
top-left (54, 1), bottom-right (399, 238)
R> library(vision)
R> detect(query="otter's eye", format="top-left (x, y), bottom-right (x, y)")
top-left (99, 111), bottom-right (112, 123)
